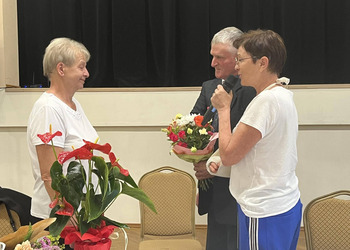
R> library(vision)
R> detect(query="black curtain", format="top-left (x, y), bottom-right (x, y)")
top-left (17, 0), bottom-right (350, 88)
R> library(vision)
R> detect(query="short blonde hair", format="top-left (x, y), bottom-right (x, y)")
top-left (43, 37), bottom-right (90, 79)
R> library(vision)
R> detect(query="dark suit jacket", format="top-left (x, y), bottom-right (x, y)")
top-left (191, 78), bottom-right (256, 225)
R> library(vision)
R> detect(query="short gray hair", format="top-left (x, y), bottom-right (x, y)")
top-left (211, 27), bottom-right (243, 48)
top-left (43, 37), bottom-right (90, 79)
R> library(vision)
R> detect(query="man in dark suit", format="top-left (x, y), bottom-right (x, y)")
top-left (191, 27), bottom-right (256, 250)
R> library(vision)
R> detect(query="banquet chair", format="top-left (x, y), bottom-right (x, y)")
top-left (303, 190), bottom-right (350, 250)
top-left (138, 166), bottom-right (202, 250)
top-left (0, 187), bottom-right (32, 237)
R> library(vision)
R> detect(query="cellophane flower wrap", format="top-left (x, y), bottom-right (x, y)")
top-left (37, 125), bottom-right (156, 246)
top-left (162, 114), bottom-right (218, 190)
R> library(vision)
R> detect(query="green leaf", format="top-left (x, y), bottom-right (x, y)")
top-left (100, 185), bottom-right (121, 214)
top-left (102, 215), bottom-right (129, 229)
top-left (108, 167), bottom-right (120, 191)
top-left (49, 206), bottom-right (71, 236)
top-left (121, 183), bottom-right (156, 213)
top-left (65, 161), bottom-right (86, 209)
top-left (23, 224), bottom-right (32, 241)
top-left (107, 164), bottom-right (138, 188)
top-left (78, 219), bottom-right (90, 236)
top-left (119, 173), bottom-right (138, 188)
top-left (87, 192), bottom-right (103, 222)
top-left (50, 161), bottom-right (64, 191)
top-left (79, 211), bottom-right (102, 235)
top-left (92, 156), bottom-right (109, 196)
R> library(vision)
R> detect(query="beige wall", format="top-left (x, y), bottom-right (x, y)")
top-left (0, 0), bottom-right (19, 87)
top-left (1, 86), bottom-right (350, 226)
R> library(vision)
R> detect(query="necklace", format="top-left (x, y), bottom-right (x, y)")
top-left (262, 77), bottom-right (290, 91)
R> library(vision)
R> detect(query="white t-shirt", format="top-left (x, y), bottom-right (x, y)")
top-left (208, 85), bottom-right (300, 218)
top-left (27, 92), bottom-right (99, 219)
top-left (231, 86), bottom-right (300, 218)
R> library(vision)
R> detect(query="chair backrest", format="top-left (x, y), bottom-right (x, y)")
top-left (303, 190), bottom-right (350, 250)
top-left (0, 203), bottom-right (21, 237)
top-left (0, 187), bottom-right (31, 238)
top-left (138, 166), bottom-right (196, 239)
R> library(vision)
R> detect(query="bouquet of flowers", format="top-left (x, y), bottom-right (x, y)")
top-left (36, 125), bottom-right (156, 248)
top-left (15, 234), bottom-right (63, 250)
top-left (162, 114), bottom-right (218, 190)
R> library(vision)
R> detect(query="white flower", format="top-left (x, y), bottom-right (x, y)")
top-left (199, 128), bottom-right (208, 135)
top-left (15, 241), bottom-right (33, 250)
top-left (176, 114), bottom-right (197, 127)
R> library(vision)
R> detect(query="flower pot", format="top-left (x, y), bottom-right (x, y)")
top-left (74, 238), bottom-right (111, 250)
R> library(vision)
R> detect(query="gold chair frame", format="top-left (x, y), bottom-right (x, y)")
top-left (303, 190), bottom-right (350, 250)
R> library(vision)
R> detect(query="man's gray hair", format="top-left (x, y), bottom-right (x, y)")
top-left (211, 27), bottom-right (243, 48)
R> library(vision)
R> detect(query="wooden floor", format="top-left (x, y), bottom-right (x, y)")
top-left (111, 225), bottom-right (307, 250)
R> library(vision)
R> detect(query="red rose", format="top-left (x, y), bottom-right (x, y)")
top-left (178, 130), bottom-right (186, 138)
top-left (169, 132), bottom-right (178, 142)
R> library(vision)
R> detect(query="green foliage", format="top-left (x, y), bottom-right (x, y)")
top-left (49, 153), bottom-right (156, 236)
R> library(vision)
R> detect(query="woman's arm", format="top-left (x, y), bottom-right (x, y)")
top-left (36, 144), bottom-right (64, 201)
top-left (212, 85), bottom-right (262, 166)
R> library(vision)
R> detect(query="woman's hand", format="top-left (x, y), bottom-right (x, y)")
top-left (209, 162), bottom-right (220, 174)
top-left (211, 84), bottom-right (233, 111)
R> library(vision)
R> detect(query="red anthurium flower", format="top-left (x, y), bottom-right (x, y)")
top-left (82, 140), bottom-right (112, 155)
top-left (178, 130), bottom-right (186, 138)
top-left (55, 197), bottom-right (74, 216)
top-left (169, 132), bottom-right (178, 142)
top-left (49, 195), bottom-right (74, 217)
top-left (109, 152), bottom-right (129, 176)
top-left (37, 124), bottom-right (62, 144)
top-left (49, 191), bottom-right (61, 209)
top-left (57, 151), bottom-right (71, 165)
top-left (58, 147), bottom-right (93, 164)
top-left (194, 115), bottom-right (204, 127)
top-left (49, 195), bottom-right (59, 209)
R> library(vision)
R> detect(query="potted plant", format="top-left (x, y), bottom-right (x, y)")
top-left (37, 125), bottom-right (156, 249)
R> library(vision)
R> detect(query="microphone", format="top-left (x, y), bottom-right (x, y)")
top-left (201, 75), bottom-right (240, 126)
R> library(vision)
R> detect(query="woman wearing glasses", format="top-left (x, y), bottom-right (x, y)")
top-left (207, 29), bottom-right (301, 250)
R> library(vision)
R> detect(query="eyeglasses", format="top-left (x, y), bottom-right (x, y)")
top-left (235, 56), bottom-right (256, 64)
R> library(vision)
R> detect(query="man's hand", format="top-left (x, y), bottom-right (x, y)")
top-left (193, 161), bottom-right (213, 180)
